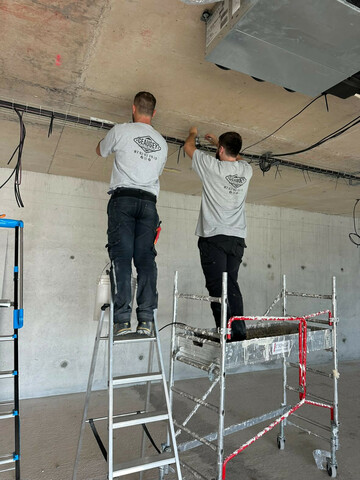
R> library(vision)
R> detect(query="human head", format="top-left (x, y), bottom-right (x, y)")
top-left (133, 91), bottom-right (156, 120)
top-left (217, 132), bottom-right (242, 159)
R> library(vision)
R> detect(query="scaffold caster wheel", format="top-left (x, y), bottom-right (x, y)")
top-left (277, 436), bottom-right (285, 450)
top-left (326, 459), bottom-right (337, 478)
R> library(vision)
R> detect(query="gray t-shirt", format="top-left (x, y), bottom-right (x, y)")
top-left (100, 122), bottom-right (168, 197)
top-left (192, 149), bottom-right (253, 238)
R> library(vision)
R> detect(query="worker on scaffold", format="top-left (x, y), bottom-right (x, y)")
top-left (96, 92), bottom-right (168, 336)
top-left (184, 127), bottom-right (252, 341)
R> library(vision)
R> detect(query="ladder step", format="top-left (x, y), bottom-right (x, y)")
top-left (0, 371), bottom-right (15, 379)
top-left (0, 336), bottom-right (15, 342)
top-left (0, 412), bottom-right (15, 420)
top-left (0, 454), bottom-right (15, 466)
top-left (114, 335), bottom-right (156, 344)
top-left (100, 335), bottom-right (157, 344)
top-left (113, 372), bottom-right (162, 386)
top-left (113, 410), bottom-right (169, 429)
top-left (0, 300), bottom-right (12, 308)
top-left (0, 466), bottom-right (15, 473)
top-left (113, 452), bottom-right (175, 477)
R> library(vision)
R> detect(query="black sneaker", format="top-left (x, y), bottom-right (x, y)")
top-left (136, 321), bottom-right (154, 337)
top-left (113, 321), bottom-right (132, 336)
top-left (227, 333), bottom-right (247, 343)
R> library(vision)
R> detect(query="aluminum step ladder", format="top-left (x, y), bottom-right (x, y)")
top-left (0, 218), bottom-right (24, 480)
top-left (73, 276), bottom-right (182, 480)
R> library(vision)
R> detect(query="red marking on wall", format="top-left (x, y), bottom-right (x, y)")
top-left (0, 3), bottom-right (69, 29)
top-left (55, 54), bottom-right (62, 66)
top-left (141, 29), bottom-right (153, 48)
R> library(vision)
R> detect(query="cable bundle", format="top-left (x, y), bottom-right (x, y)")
top-left (242, 94), bottom-right (323, 153)
top-left (0, 108), bottom-right (26, 207)
top-left (273, 114), bottom-right (360, 158)
top-left (349, 199), bottom-right (360, 247)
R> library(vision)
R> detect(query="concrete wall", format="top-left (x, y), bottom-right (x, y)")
top-left (0, 169), bottom-right (359, 399)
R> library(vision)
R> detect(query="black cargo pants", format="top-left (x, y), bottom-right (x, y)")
top-left (198, 235), bottom-right (246, 341)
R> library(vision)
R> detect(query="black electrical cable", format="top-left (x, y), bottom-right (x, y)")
top-left (241, 94), bottom-right (323, 153)
top-left (137, 321), bottom-right (191, 454)
top-left (0, 108), bottom-right (26, 207)
top-left (272, 115), bottom-right (360, 158)
top-left (141, 422), bottom-right (162, 454)
top-left (158, 321), bottom-right (189, 332)
top-left (0, 162), bottom-right (17, 190)
top-left (48, 112), bottom-right (54, 138)
top-left (349, 199), bottom-right (360, 247)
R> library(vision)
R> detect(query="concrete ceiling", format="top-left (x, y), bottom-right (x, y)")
top-left (0, 0), bottom-right (359, 215)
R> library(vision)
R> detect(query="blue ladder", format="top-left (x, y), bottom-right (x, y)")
top-left (0, 218), bottom-right (24, 480)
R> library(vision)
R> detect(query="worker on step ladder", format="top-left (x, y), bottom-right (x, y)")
top-left (184, 127), bottom-right (253, 341)
top-left (96, 91), bottom-right (168, 337)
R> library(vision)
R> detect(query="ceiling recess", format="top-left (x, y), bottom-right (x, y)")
top-left (205, 0), bottom-right (360, 97)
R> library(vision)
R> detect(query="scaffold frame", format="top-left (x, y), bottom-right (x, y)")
top-left (168, 272), bottom-right (339, 479)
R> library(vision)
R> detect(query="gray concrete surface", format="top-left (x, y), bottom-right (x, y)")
top-left (0, 170), bottom-right (359, 400)
top-left (0, 361), bottom-right (358, 480)
top-left (0, 0), bottom-right (359, 219)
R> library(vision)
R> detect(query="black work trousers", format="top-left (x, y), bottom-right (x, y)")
top-left (107, 190), bottom-right (159, 324)
top-left (198, 235), bottom-right (246, 341)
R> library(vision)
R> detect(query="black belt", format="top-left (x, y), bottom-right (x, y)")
top-left (111, 188), bottom-right (156, 203)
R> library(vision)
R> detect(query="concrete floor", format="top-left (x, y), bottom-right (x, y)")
top-left (0, 361), bottom-right (358, 480)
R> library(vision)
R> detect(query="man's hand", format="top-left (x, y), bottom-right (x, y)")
top-left (204, 133), bottom-right (219, 147)
top-left (184, 126), bottom-right (198, 159)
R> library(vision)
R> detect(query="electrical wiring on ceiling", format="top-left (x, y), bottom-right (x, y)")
top-left (241, 93), bottom-right (324, 153)
top-left (271, 114), bottom-right (360, 158)
top-left (0, 108), bottom-right (26, 207)
top-left (349, 199), bottom-right (360, 247)
top-left (0, 98), bottom-right (359, 185)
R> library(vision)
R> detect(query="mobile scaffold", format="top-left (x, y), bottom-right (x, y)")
top-left (168, 272), bottom-right (339, 479)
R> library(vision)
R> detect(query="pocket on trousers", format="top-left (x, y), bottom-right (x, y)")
top-left (234, 244), bottom-right (245, 262)
top-left (198, 238), bottom-right (214, 265)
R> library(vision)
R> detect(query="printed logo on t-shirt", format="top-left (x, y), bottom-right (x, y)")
top-left (134, 136), bottom-right (161, 154)
top-left (225, 174), bottom-right (247, 189)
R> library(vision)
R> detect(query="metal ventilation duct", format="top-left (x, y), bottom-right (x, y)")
top-left (205, 0), bottom-right (360, 97)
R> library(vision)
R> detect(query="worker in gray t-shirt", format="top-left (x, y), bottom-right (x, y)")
top-left (96, 92), bottom-right (168, 337)
top-left (184, 127), bottom-right (253, 341)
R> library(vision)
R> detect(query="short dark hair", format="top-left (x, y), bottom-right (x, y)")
top-left (133, 91), bottom-right (156, 116)
top-left (218, 132), bottom-right (242, 157)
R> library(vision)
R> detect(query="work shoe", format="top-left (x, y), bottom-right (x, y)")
top-left (113, 321), bottom-right (132, 336)
top-left (227, 334), bottom-right (247, 343)
top-left (136, 320), bottom-right (154, 337)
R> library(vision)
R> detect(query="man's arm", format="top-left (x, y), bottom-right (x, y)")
top-left (184, 126), bottom-right (198, 159)
top-left (96, 125), bottom-right (118, 157)
top-left (96, 141), bottom-right (102, 156)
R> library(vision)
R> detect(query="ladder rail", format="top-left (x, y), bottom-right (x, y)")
top-left (72, 307), bottom-right (107, 480)
top-left (154, 313), bottom-right (183, 480)
top-left (108, 298), bottom-right (114, 480)
top-left (139, 338), bottom-right (155, 480)
top-left (167, 271), bottom-right (179, 451)
top-left (217, 273), bottom-right (227, 480)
